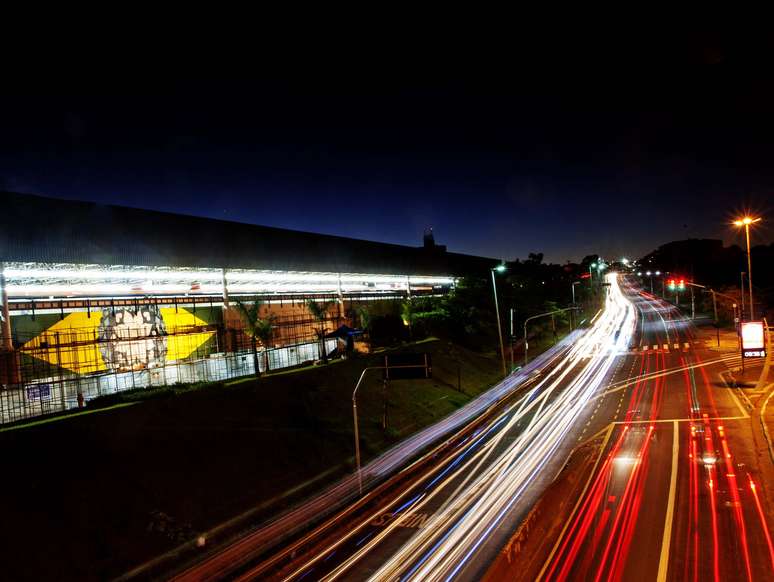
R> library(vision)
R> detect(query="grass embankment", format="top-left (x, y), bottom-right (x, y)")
top-left (0, 339), bottom-right (502, 581)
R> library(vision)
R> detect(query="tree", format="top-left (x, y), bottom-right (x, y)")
top-left (305, 298), bottom-right (336, 363)
top-left (356, 305), bottom-right (372, 349)
top-left (401, 300), bottom-right (415, 339)
top-left (253, 317), bottom-right (275, 372)
top-left (234, 299), bottom-right (275, 377)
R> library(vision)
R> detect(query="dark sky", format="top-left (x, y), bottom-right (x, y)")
top-left (2, 57), bottom-right (773, 264)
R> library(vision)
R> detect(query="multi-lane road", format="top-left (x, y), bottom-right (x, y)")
top-left (536, 279), bottom-right (774, 581)
top-left (172, 274), bottom-right (774, 581)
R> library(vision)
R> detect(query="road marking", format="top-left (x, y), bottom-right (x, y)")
top-left (720, 372), bottom-right (753, 418)
top-left (612, 416), bottom-right (746, 425)
top-left (759, 383), bottom-right (774, 465)
top-left (537, 424), bottom-right (615, 581)
top-left (657, 420), bottom-right (679, 582)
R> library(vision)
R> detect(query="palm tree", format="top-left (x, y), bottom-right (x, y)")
top-left (305, 298), bottom-right (336, 363)
top-left (234, 299), bottom-right (275, 377)
top-left (401, 299), bottom-right (414, 339)
top-left (357, 305), bottom-right (372, 350)
top-left (253, 316), bottom-right (275, 373)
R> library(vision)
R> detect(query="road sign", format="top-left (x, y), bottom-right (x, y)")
top-left (741, 321), bottom-right (767, 359)
top-left (26, 383), bottom-right (51, 400)
top-left (383, 353), bottom-right (432, 379)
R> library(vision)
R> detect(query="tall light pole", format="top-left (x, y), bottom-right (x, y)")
top-left (491, 264), bottom-right (507, 377)
top-left (740, 271), bottom-right (746, 320)
top-left (589, 262), bottom-right (596, 290)
top-left (571, 281), bottom-right (580, 330)
top-left (571, 280), bottom-right (580, 306)
top-left (733, 216), bottom-right (761, 319)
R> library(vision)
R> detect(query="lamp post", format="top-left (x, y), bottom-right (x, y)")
top-left (740, 271), bottom-right (746, 320)
top-left (523, 307), bottom-right (576, 366)
top-left (733, 217), bottom-right (761, 319)
top-left (491, 264), bottom-right (507, 377)
top-left (589, 262), bottom-right (596, 290)
top-left (571, 281), bottom-right (581, 330)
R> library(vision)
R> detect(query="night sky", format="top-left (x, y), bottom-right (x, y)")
top-left (2, 59), bottom-right (773, 264)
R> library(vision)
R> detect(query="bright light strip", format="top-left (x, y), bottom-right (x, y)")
top-left (303, 273), bottom-right (635, 581)
top-left (2, 262), bottom-right (455, 298)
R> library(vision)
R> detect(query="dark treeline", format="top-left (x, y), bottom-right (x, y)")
top-left (637, 239), bottom-right (774, 320)
top-left (360, 253), bottom-right (603, 351)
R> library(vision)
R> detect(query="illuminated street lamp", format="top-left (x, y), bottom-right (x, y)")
top-left (733, 216), bottom-right (761, 319)
top-left (491, 263), bottom-right (507, 377)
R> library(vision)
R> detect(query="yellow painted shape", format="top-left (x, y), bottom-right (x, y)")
top-left (21, 307), bottom-right (215, 372)
top-left (160, 308), bottom-right (215, 361)
top-left (22, 311), bottom-right (106, 373)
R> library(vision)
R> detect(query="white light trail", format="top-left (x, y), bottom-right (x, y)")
top-left (322, 273), bottom-right (634, 581)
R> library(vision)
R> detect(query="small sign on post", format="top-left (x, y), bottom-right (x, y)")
top-left (741, 321), bottom-right (767, 359)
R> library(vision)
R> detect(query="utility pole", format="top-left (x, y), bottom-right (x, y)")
top-left (734, 217), bottom-right (761, 319)
top-left (740, 271), bottom-right (746, 320)
top-left (509, 308), bottom-right (514, 372)
top-left (744, 222), bottom-right (755, 319)
top-left (491, 265), bottom-right (507, 377)
top-left (523, 307), bottom-right (576, 366)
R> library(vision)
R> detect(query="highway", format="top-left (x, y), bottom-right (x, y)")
top-left (172, 274), bottom-right (774, 581)
top-left (535, 280), bottom-right (774, 581)
top-left (173, 273), bottom-right (638, 581)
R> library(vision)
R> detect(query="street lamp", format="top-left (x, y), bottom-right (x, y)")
top-left (491, 263), bottom-right (507, 377)
top-left (571, 281), bottom-right (581, 306)
top-left (571, 281), bottom-right (581, 330)
top-left (589, 262), bottom-right (597, 289)
top-left (733, 216), bottom-right (761, 319)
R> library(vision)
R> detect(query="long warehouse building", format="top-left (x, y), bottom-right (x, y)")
top-left (0, 191), bottom-right (498, 423)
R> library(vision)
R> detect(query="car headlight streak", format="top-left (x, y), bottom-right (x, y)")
top-left (347, 273), bottom-right (634, 582)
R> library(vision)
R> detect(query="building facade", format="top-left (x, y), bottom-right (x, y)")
top-left (0, 192), bottom-right (497, 423)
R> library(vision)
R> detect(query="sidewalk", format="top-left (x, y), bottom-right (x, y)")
top-left (695, 325), bottom-right (774, 461)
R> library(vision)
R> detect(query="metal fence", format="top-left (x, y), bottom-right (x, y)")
top-left (0, 338), bottom-right (337, 425)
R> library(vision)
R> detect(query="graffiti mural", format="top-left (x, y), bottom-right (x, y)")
top-left (17, 306), bottom-right (216, 376)
top-left (98, 306), bottom-right (168, 372)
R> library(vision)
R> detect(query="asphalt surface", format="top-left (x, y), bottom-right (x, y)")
top-left (172, 276), bottom-right (774, 581)
top-left (539, 282), bottom-right (774, 581)
top-left (189, 274), bottom-right (638, 581)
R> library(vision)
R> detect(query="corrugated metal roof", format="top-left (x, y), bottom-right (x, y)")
top-left (0, 191), bottom-right (497, 276)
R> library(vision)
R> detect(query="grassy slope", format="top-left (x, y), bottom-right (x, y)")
top-left (0, 339), bottom-right (502, 581)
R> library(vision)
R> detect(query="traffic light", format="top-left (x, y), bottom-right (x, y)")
top-left (678, 279), bottom-right (685, 291)
top-left (667, 278), bottom-right (676, 291)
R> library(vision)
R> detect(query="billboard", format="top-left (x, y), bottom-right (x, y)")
top-left (741, 321), bottom-right (766, 359)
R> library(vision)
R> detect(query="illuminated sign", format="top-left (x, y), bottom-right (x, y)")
top-left (741, 321), bottom-right (766, 359)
